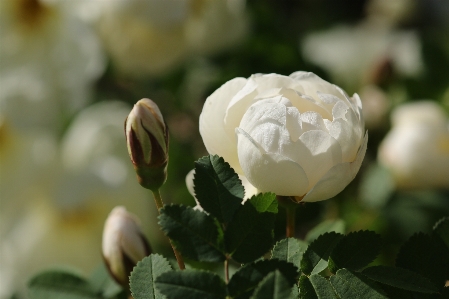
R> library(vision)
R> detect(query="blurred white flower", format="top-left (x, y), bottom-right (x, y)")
top-left (358, 85), bottom-right (390, 130)
top-left (302, 22), bottom-right (423, 91)
top-left (0, 101), bottom-right (157, 297)
top-left (102, 206), bottom-right (151, 286)
top-left (198, 72), bottom-right (367, 202)
top-left (0, 0), bottom-right (105, 135)
top-left (366, 0), bottom-right (417, 27)
top-left (75, 0), bottom-right (248, 77)
top-left (378, 101), bottom-right (449, 189)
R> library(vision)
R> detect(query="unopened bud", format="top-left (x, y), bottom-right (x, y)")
top-left (125, 98), bottom-right (169, 191)
top-left (102, 206), bottom-right (151, 287)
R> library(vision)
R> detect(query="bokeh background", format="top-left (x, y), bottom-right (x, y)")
top-left (1, 0), bottom-right (448, 297)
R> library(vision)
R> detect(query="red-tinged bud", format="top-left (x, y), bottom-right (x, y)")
top-left (125, 98), bottom-right (169, 191)
top-left (102, 206), bottom-right (151, 287)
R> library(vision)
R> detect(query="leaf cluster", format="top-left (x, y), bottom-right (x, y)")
top-left (26, 156), bottom-right (449, 299)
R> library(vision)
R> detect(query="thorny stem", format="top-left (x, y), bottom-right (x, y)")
top-left (152, 190), bottom-right (186, 270)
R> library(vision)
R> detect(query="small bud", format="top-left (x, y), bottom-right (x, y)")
top-left (102, 206), bottom-right (151, 287)
top-left (125, 98), bottom-right (169, 191)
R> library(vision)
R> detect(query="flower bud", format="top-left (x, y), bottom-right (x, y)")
top-left (125, 98), bottom-right (169, 191)
top-left (102, 206), bottom-right (151, 287)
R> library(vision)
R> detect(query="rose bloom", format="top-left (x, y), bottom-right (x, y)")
top-left (196, 72), bottom-right (367, 202)
top-left (378, 101), bottom-right (449, 189)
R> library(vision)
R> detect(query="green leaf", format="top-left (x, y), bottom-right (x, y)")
top-left (194, 155), bottom-right (244, 223)
top-left (89, 264), bottom-right (123, 299)
top-left (289, 284), bottom-right (299, 299)
top-left (396, 233), bottom-right (449, 288)
top-left (330, 269), bottom-right (388, 299)
top-left (300, 232), bottom-right (344, 275)
top-left (225, 201), bottom-right (276, 263)
top-left (158, 205), bottom-right (226, 262)
top-left (228, 259), bottom-right (299, 299)
top-left (271, 238), bottom-right (307, 270)
top-left (130, 254), bottom-right (173, 299)
top-left (28, 270), bottom-right (99, 299)
top-left (309, 275), bottom-right (338, 299)
top-left (433, 217), bottom-right (449, 249)
top-left (305, 219), bottom-right (345, 243)
top-left (249, 192), bottom-right (278, 213)
top-left (155, 269), bottom-right (227, 299)
top-left (249, 271), bottom-right (293, 299)
top-left (328, 230), bottom-right (381, 273)
top-left (361, 265), bottom-right (439, 294)
top-left (299, 276), bottom-right (317, 299)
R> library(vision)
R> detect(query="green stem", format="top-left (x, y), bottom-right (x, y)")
top-left (285, 205), bottom-right (296, 238)
top-left (224, 259), bottom-right (229, 284)
top-left (151, 190), bottom-right (186, 270)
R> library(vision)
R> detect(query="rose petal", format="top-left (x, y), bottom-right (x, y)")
top-left (200, 77), bottom-right (247, 173)
top-left (237, 128), bottom-right (309, 196)
top-left (302, 132), bottom-right (368, 202)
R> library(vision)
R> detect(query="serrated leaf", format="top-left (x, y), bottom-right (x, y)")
top-left (330, 269), bottom-right (388, 299)
top-left (328, 230), bottom-right (381, 273)
top-left (299, 276), bottom-right (317, 299)
top-left (396, 233), bottom-right (449, 289)
top-left (228, 259), bottom-right (299, 299)
top-left (271, 238), bottom-right (307, 270)
top-left (249, 271), bottom-right (293, 299)
top-left (305, 219), bottom-right (345, 243)
top-left (28, 270), bottom-right (99, 299)
top-left (225, 201), bottom-right (276, 263)
top-left (301, 232), bottom-right (344, 275)
top-left (361, 265), bottom-right (439, 294)
top-left (194, 155), bottom-right (244, 223)
top-left (309, 275), bottom-right (338, 299)
top-left (159, 205), bottom-right (226, 262)
top-left (155, 269), bottom-right (227, 299)
top-left (289, 284), bottom-right (299, 299)
top-left (249, 193), bottom-right (278, 213)
top-left (433, 217), bottom-right (449, 249)
top-left (130, 254), bottom-right (172, 299)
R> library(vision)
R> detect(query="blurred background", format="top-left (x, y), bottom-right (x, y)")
top-left (1, 0), bottom-right (448, 297)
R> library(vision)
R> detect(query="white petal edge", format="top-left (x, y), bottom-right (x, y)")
top-left (302, 131), bottom-right (368, 202)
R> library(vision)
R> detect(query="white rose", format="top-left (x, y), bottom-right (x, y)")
top-left (199, 72), bottom-right (367, 202)
top-left (378, 101), bottom-right (449, 189)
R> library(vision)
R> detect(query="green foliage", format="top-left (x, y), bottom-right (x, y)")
top-left (228, 259), bottom-right (299, 299)
top-left (158, 205), bottom-right (226, 262)
top-left (193, 155), bottom-right (244, 223)
top-left (305, 219), bottom-right (345, 243)
top-left (433, 217), bottom-right (449, 249)
top-left (361, 265), bottom-right (439, 294)
top-left (224, 194), bottom-right (277, 263)
top-left (130, 254), bottom-right (173, 299)
top-left (329, 269), bottom-right (388, 299)
top-left (249, 271), bottom-right (294, 299)
top-left (300, 232), bottom-right (343, 275)
top-left (396, 233), bottom-right (449, 289)
top-left (249, 192), bottom-right (278, 213)
top-left (155, 269), bottom-right (227, 299)
top-left (271, 238), bottom-right (307, 270)
top-left (299, 276), bottom-right (317, 299)
top-left (309, 274), bottom-right (338, 299)
top-left (89, 265), bottom-right (125, 299)
top-left (328, 230), bottom-right (381, 273)
top-left (27, 270), bottom-right (100, 299)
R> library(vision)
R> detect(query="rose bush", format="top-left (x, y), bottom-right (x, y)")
top-left (197, 72), bottom-right (367, 202)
